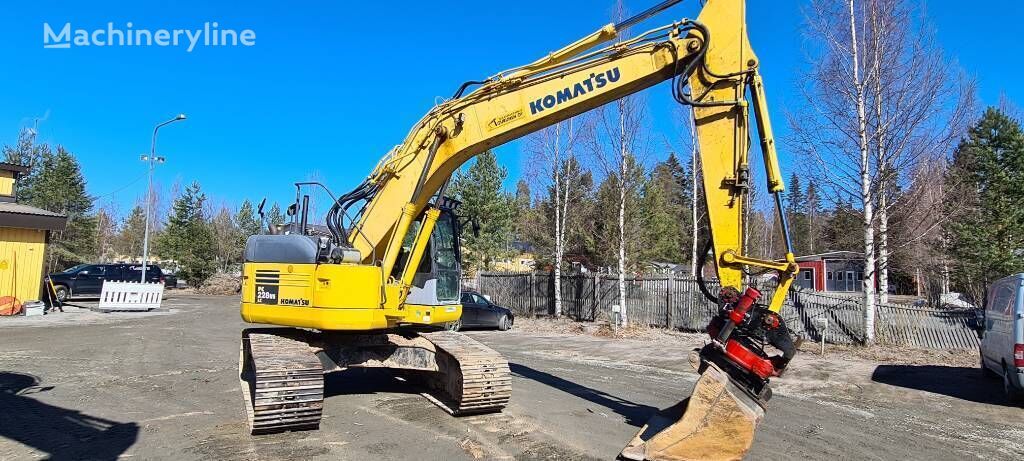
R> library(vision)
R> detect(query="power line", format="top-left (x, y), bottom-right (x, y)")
top-left (89, 171), bottom-right (147, 201)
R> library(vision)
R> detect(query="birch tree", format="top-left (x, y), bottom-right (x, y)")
top-left (791, 0), bottom-right (879, 342)
top-left (525, 119), bottom-right (585, 317)
top-left (793, 0), bottom-right (971, 340)
top-left (95, 204), bottom-right (119, 263)
top-left (687, 108), bottom-right (702, 277)
top-left (588, 84), bottom-right (649, 326)
top-left (863, 0), bottom-right (973, 303)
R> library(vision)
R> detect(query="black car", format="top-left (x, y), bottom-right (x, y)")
top-left (449, 290), bottom-right (514, 331)
top-left (47, 263), bottom-right (164, 302)
top-left (161, 268), bottom-right (180, 289)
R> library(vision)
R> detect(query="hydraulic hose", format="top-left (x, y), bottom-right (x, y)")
top-left (696, 238), bottom-right (719, 304)
top-left (664, 21), bottom-right (745, 108)
top-left (452, 80), bottom-right (490, 99)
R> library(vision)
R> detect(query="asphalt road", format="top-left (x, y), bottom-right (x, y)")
top-left (0, 295), bottom-right (1021, 460)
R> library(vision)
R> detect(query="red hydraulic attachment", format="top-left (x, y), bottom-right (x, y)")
top-left (724, 339), bottom-right (776, 379)
top-left (728, 287), bottom-right (760, 325)
top-left (707, 287), bottom-right (778, 380)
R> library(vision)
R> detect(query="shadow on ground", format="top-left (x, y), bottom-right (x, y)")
top-left (0, 372), bottom-right (138, 460)
top-left (871, 365), bottom-right (1020, 407)
top-left (509, 362), bottom-right (657, 427)
top-left (323, 368), bottom-right (425, 398)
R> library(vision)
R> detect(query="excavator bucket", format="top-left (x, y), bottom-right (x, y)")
top-left (619, 363), bottom-right (764, 461)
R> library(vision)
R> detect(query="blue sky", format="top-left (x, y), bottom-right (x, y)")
top-left (1, 0), bottom-right (1021, 219)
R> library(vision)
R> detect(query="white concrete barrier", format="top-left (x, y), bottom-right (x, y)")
top-left (98, 281), bottom-right (164, 312)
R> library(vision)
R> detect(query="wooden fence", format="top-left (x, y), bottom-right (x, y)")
top-left (469, 271), bottom-right (980, 350)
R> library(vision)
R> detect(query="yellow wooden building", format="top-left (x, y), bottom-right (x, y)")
top-left (0, 162), bottom-right (66, 306)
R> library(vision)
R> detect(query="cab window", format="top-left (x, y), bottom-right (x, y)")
top-left (62, 264), bottom-right (89, 274)
top-left (989, 283), bottom-right (1015, 315)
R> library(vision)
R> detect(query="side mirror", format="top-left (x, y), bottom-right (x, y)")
top-left (287, 203), bottom-right (298, 217)
top-left (968, 309), bottom-right (986, 340)
top-left (471, 217), bottom-right (481, 238)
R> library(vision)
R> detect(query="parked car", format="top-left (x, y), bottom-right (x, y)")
top-left (974, 273), bottom-right (1024, 401)
top-left (448, 289), bottom-right (514, 331)
top-left (47, 263), bottom-right (164, 302)
top-left (162, 268), bottom-right (179, 289)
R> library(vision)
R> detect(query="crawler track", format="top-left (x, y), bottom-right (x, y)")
top-left (238, 328), bottom-right (509, 435)
top-left (239, 329), bottom-right (324, 435)
top-left (419, 331), bottom-right (512, 414)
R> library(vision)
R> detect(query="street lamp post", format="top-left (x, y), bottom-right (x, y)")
top-left (141, 114), bottom-right (186, 282)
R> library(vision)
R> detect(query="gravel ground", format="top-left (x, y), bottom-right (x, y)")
top-left (0, 295), bottom-right (1021, 460)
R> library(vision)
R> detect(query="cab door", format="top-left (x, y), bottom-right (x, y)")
top-left (475, 295), bottom-right (501, 325)
top-left (105, 265), bottom-right (125, 282)
top-left (460, 292), bottom-right (482, 326)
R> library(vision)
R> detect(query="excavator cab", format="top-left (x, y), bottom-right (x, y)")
top-left (391, 197), bottom-right (464, 307)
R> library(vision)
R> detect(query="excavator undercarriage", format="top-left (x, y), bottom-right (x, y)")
top-left (239, 328), bottom-right (511, 434)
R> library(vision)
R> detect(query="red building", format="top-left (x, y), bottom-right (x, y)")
top-left (793, 251), bottom-right (866, 292)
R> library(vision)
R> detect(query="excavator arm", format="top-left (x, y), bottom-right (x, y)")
top-left (339, 0), bottom-right (798, 310)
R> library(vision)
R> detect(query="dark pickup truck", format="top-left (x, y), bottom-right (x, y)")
top-left (47, 263), bottom-right (165, 301)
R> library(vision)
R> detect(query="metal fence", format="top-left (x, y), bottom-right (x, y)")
top-left (469, 271), bottom-right (980, 350)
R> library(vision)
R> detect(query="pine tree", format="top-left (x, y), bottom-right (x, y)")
top-left (21, 146), bottom-right (98, 270)
top-left (784, 172), bottom-right (809, 254)
top-left (116, 204), bottom-right (148, 261)
top-left (639, 171), bottom-right (681, 263)
top-left (821, 199), bottom-right (863, 253)
top-left (639, 157), bottom-right (688, 264)
top-left (2, 128), bottom-right (46, 200)
top-left (159, 182), bottom-right (217, 286)
top-left (267, 203), bottom-right (285, 227)
top-left (785, 173), bottom-right (805, 213)
top-left (663, 152), bottom-right (693, 262)
top-left (945, 107), bottom-right (1024, 302)
top-left (235, 199), bottom-right (261, 244)
top-left (514, 180), bottom-right (531, 213)
top-left (512, 180), bottom-right (534, 251)
top-left (451, 150), bottom-right (514, 272)
top-left (592, 155), bottom-right (644, 269)
top-left (805, 180), bottom-right (822, 254)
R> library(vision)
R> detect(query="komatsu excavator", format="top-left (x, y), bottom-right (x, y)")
top-left (238, 0), bottom-right (799, 459)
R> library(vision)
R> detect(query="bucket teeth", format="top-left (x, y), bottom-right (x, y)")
top-left (620, 363), bottom-right (765, 461)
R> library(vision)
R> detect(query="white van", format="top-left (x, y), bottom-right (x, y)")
top-left (978, 274), bottom-right (1024, 401)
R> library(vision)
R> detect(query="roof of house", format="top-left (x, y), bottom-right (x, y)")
top-left (0, 202), bottom-right (67, 231)
top-left (510, 240), bottom-right (535, 252)
top-left (0, 162), bottom-right (30, 175)
top-left (794, 250), bottom-right (864, 262)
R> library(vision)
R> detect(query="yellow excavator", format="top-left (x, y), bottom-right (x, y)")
top-left (238, 0), bottom-right (799, 459)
